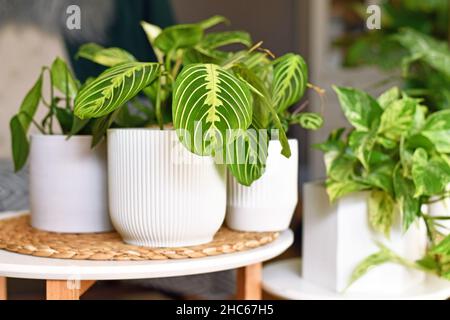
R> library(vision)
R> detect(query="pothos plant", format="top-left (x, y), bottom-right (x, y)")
top-left (73, 15), bottom-right (323, 186)
top-left (316, 85), bottom-right (450, 285)
top-left (337, 0), bottom-right (450, 111)
top-left (9, 57), bottom-right (86, 172)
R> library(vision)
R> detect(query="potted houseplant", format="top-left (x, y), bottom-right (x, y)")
top-left (225, 53), bottom-right (324, 232)
top-left (304, 86), bottom-right (450, 293)
top-left (74, 16), bottom-right (273, 247)
top-left (9, 57), bottom-right (112, 233)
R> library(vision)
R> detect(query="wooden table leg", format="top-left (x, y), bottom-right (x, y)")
top-left (46, 280), bottom-right (96, 300)
top-left (236, 263), bottom-right (262, 300)
top-left (0, 277), bottom-right (6, 300)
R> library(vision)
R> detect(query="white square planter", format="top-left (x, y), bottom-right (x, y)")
top-left (302, 182), bottom-right (427, 294)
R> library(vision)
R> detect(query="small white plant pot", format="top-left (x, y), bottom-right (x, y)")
top-left (302, 182), bottom-right (427, 294)
top-left (107, 129), bottom-right (226, 247)
top-left (30, 135), bottom-right (111, 233)
top-left (226, 139), bottom-right (298, 232)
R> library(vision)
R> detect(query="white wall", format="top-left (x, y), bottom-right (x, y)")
top-left (307, 0), bottom-right (395, 180)
top-left (0, 25), bottom-right (67, 159)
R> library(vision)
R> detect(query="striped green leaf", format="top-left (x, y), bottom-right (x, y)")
top-left (74, 62), bottom-right (160, 119)
top-left (272, 53), bottom-right (308, 112)
top-left (227, 125), bottom-right (269, 186)
top-left (173, 63), bottom-right (252, 156)
top-left (234, 64), bottom-right (291, 158)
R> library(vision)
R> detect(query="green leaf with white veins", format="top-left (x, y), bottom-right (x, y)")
top-left (226, 125), bottom-right (269, 186)
top-left (233, 64), bottom-right (291, 157)
top-left (290, 112), bottom-right (324, 130)
top-left (74, 62), bottom-right (160, 119)
top-left (172, 64), bottom-right (252, 157)
top-left (77, 43), bottom-right (136, 67)
top-left (333, 86), bottom-right (383, 131)
top-left (421, 109), bottom-right (450, 153)
top-left (272, 54), bottom-right (308, 112)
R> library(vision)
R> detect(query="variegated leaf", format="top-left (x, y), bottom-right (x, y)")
top-left (272, 53), bottom-right (308, 112)
top-left (173, 63), bottom-right (252, 157)
top-left (74, 62), bottom-right (160, 119)
top-left (226, 125), bottom-right (268, 186)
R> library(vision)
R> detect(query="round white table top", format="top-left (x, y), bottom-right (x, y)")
top-left (263, 258), bottom-right (450, 300)
top-left (0, 212), bottom-right (293, 280)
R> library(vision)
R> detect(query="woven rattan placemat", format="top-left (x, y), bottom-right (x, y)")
top-left (0, 215), bottom-right (279, 261)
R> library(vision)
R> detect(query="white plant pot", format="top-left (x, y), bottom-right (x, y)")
top-left (226, 139), bottom-right (298, 232)
top-left (107, 129), bottom-right (226, 247)
top-left (30, 135), bottom-right (111, 233)
top-left (302, 182), bottom-right (427, 294)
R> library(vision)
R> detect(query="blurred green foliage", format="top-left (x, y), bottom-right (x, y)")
top-left (337, 0), bottom-right (450, 110)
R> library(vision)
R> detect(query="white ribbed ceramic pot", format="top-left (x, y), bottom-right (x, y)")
top-left (226, 139), bottom-right (298, 232)
top-left (107, 129), bottom-right (227, 247)
top-left (30, 135), bottom-right (111, 233)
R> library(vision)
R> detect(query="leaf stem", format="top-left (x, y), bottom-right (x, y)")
top-left (171, 51), bottom-right (183, 79)
top-left (19, 112), bottom-right (46, 134)
top-left (307, 82), bottom-right (326, 115)
top-left (423, 213), bottom-right (438, 244)
top-left (425, 193), bottom-right (450, 204)
top-left (291, 100), bottom-right (309, 115)
top-left (41, 66), bottom-right (55, 134)
top-left (222, 41), bottom-right (264, 69)
top-left (155, 72), bottom-right (164, 130)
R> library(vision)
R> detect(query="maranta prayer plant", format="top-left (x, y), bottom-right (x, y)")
top-left (74, 16), bottom-right (323, 186)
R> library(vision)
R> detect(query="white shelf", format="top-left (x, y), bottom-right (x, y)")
top-left (0, 211), bottom-right (293, 280)
top-left (263, 258), bottom-right (450, 300)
